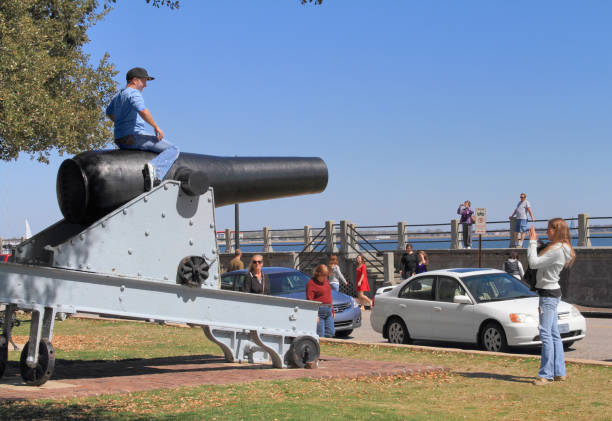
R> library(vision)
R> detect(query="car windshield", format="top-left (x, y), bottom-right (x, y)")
top-left (268, 271), bottom-right (311, 295)
top-left (461, 273), bottom-right (537, 303)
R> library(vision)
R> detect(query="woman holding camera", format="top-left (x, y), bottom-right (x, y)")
top-left (527, 219), bottom-right (575, 385)
top-left (457, 200), bottom-right (474, 249)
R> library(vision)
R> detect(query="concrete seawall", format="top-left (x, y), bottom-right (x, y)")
top-left (220, 247), bottom-right (612, 308)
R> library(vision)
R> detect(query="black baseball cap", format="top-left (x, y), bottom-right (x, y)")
top-left (126, 67), bottom-right (155, 81)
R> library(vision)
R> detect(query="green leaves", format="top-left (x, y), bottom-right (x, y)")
top-left (0, 0), bottom-right (117, 163)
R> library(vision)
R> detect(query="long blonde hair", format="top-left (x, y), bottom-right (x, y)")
top-left (540, 218), bottom-right (575, 267)
top-left (418, 250), bottom-right (428, 265)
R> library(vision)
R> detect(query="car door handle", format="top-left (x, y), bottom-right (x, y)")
top-left (399, 304), bottom-right (407, 308)
top-left (433, 307), bottom-right (442, 312)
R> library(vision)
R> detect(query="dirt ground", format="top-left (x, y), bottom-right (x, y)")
top-left (0, 355), bottom-right (445, 401)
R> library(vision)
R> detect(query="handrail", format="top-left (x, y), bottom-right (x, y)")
top-left (218, 214), bottom-right (612, 253)
top-left (346, 225), bottom-right (384, 277)
top-left (296, 227), bottom-right (327, 273)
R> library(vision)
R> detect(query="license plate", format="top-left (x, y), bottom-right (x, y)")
top-left (559, 324), bottom-right (569, 334)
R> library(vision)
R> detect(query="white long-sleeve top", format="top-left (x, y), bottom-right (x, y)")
top-left (329, 264), bottom-right (347, 286)
top-left (527, 240), bottom-right (572, 290)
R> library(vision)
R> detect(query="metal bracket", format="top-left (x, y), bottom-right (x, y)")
top-left (203, 325), bottom-right (299, 368)
top-left (26, 306), bottom-right (56, 368)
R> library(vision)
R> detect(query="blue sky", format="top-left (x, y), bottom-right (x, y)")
top-left (1, 1), bottom-right (611, 237)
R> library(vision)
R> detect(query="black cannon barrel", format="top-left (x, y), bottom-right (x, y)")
top-left (57, 150), bottom-right (328, 224)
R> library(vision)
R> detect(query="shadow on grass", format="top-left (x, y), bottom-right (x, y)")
top-left (455, 371), bottom-right (534, 384)
top-left (2, 353), bottom-right (269, 383)
top-left (0, 402), bottom-right (116, 421)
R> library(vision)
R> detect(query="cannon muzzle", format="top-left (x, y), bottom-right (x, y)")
top-left (57, 150), bottom-right (328, 224)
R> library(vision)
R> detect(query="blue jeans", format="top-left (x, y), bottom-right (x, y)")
top-left (317, 306), bottom-right (335, 338)
top-left (538, 296), bottom-right (566, 379)
top-left (115, 134), bottom-right (180, 180)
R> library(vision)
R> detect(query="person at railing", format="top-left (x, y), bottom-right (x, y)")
top-left (355, 255), bottom-right (372, 310)
top-left (416, 250), bottom-right (428, 273)
top-left (510, 193), bottom-right (535, 248)
top-left (243, 255), bottom-right (269, 294)
top-left (457, 200), bottom-right (475, 249)
top-left (527, 219), bottom-right (575, 385)
top-left (228, 248), bottom-right (244, 272)
top-left (400, 244), bottom-right (418, 279)
top-left (503, 250), bottom-right (524, 280)
top-left (307, 264), bottom-right (335, 338)
top-left (328, 255), bottom-right (348, 292)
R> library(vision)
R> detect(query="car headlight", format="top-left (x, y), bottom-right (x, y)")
top-left (351, 298), bottom-right (359, 308)
top-left (570, 306), bottom-right (582, 318)
top-left (509, 313), bottom-right (537, 323)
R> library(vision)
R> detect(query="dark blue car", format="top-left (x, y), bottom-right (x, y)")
top-left (220, 267), bottom-right (362, 337)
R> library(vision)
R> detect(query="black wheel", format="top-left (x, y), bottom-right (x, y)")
top-left (285, 336), bottom-right (320, 368)
top-left (334, 329), bottom-right (353, 338)
top-left (480, 322), bottom-right (509, 353)
top-left (563, 341), bottom-right (575, 350)
top-left (19, 339), bottom-right (55, 386)
top-left (386, 317), bottom-right (410, 344)
top-left (0, 335), bottom-right (8, 379)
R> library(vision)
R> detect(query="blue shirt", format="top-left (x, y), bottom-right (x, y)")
top-left (105, 87), bottom-right (149, 139)
top-left (515, 200), bottom-right (531, 219)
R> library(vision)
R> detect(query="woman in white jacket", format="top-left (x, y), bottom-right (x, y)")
top-left (527, 218), bottom-right (575, 385)
top-left (328, 255), bottom-right (348, 292)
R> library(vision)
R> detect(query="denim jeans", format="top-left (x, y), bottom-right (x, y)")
top-left (317, 306), bottom-right (335, 338)
top-left (538, 296), bottom-right (566, 379)
top-left (115, 134), bottom-right (180, 180)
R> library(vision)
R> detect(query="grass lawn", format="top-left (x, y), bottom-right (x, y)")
top-left (1, 316), bottom-right (610, 420)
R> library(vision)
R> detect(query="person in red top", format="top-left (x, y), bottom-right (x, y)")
top-left (355, 254), bottom-right (372, 311)
top-left (306, 264), bottom-right (335, 338)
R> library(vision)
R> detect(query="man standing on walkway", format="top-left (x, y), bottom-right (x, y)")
top-left (400, 244), bottom-right (418, 279)
top-left (106, 67), bottom-right (180, 191)
top-left (509, 193), bottom-right (535, 248)
top-left (228, 249), bottom-right (244, 272)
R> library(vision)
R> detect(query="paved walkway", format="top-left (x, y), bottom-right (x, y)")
top-left (575, 305), bottom-right (612, 317)
top-left (0, 355), bottom-right (445, 401)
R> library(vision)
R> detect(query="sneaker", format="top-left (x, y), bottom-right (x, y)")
top-left (143, 163), bottom-right (156, 191)
top-left (533, 377), bottom-right (553, 386)
top-left (554, 375), bottom-right (567, 382)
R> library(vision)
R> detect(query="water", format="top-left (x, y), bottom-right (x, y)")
top-left (218, 234), bottom-right (612, 253)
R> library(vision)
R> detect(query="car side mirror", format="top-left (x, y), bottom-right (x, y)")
top-left (453, 295), bottom-right (472, 305)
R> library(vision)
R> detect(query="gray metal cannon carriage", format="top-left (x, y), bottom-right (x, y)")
top-left (0, 151), bottom-right (328, 385)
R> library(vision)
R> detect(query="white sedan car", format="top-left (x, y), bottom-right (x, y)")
top-left (370, 268), bottom-right (586, 352)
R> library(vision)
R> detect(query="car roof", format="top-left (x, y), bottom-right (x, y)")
top-left (222, 267), bottom-right (307, 276)
top-left (415, 268), bottom-right (506, 277)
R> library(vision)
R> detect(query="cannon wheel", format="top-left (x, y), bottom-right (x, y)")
top-left (286, 336), bottom-right (320, 368)
top-left (19, 339), bottom-right (55, 386)
top-left (177, 256), bottom-right (210, 287)
top-left (0, 335), bottom-right (8, 379)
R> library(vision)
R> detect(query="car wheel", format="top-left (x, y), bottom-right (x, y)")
top-left (563, 341), bottom-right (575, 350)
top-left (480, 322), bottom-right (508, 353)
top-left (386, 317), bottom-right (410, 344)
top-left (334, 330), bottom-right (352, 338)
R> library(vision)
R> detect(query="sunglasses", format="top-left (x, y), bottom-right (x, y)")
top-left (252, 260), bottom-right (263, 264)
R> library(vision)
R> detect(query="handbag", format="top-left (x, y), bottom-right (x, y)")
top-left (522, 241), bottom-right (548, 291)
